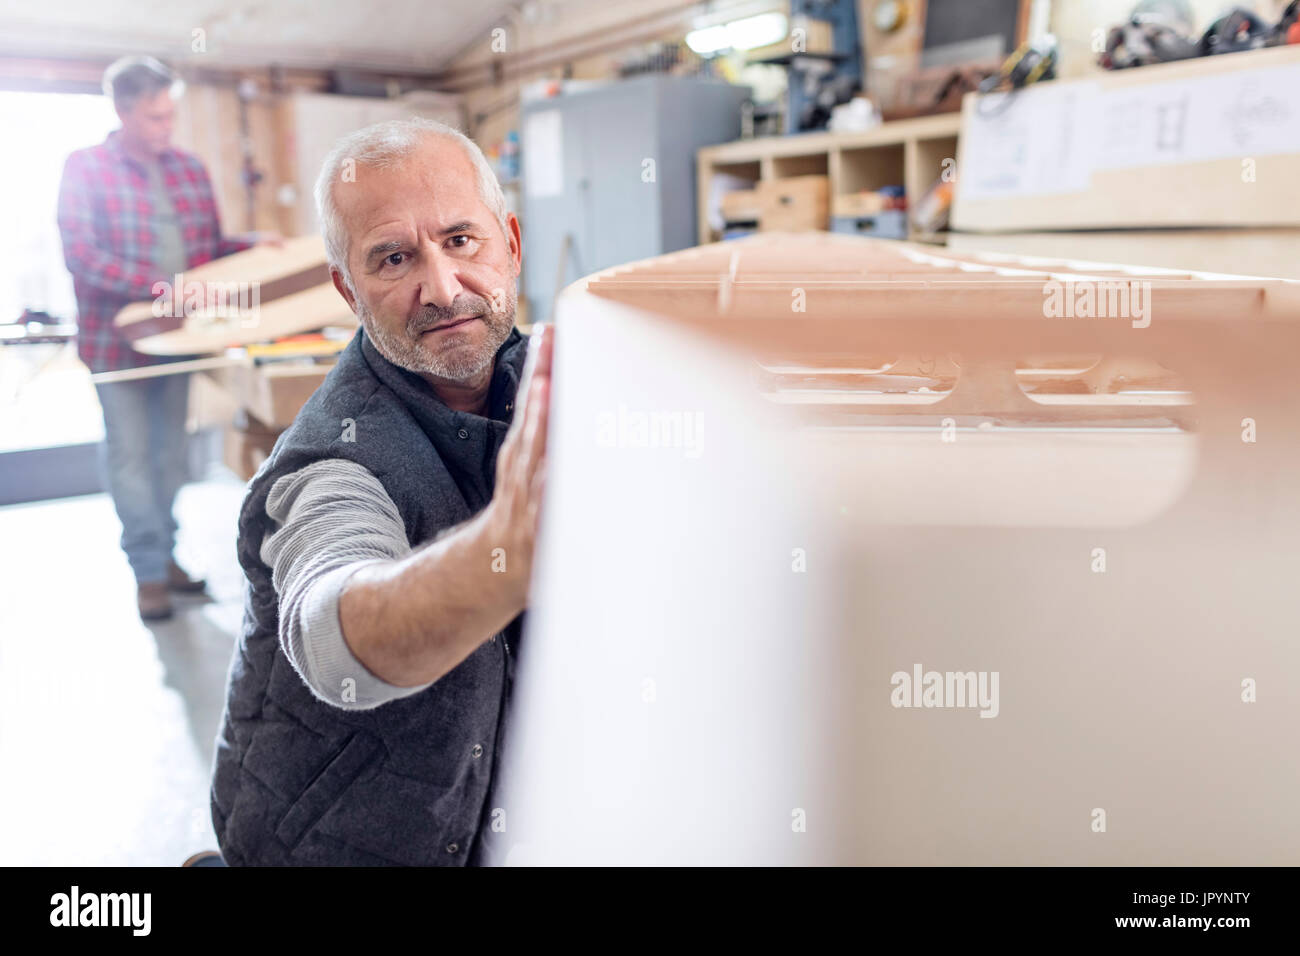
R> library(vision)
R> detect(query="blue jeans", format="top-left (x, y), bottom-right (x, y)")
top-left (93, 372), bottom-right (192, 584)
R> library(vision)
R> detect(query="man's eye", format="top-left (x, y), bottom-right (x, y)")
top-left (449, 235), bottom-right (470, 248)
top-left (384, 252), bottom-right (406, 266)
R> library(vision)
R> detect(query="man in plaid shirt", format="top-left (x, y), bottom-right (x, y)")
top-left (57, 56), bottom-right (273, 620)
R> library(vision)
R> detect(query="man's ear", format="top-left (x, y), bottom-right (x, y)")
top-left (506, 212), bottom-right (523, 276)
top-left (330, 267), bottom-right (358, 313)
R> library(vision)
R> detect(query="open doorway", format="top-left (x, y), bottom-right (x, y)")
top-left (0, 91), bottom-right (118, 497)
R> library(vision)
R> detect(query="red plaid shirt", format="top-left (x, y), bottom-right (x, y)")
top-left (57, 129), bottom-right (252, 372)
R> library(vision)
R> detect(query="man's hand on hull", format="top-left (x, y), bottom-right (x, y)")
top-left (484, 323), bottom-right (554, 612)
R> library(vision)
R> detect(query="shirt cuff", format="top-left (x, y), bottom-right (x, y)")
top-left (298, 561), bottom-right (435, 710)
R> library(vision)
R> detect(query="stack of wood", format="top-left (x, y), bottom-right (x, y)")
top-left (105, 235), bottom-right (356, 479)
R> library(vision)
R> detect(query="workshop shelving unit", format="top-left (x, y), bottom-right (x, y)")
top-left (696, 112), bottom-right (961, 245)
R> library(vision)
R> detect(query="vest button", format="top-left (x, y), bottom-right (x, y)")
top-left (446, 842), bottom-right (459, 854)
top-left (471, 743), bottom-right (484, 759)
top-left (457, 427), bottom-right (469, 439)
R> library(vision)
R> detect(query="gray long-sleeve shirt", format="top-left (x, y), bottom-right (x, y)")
top-left (260, 458), bottom-right (435, 710)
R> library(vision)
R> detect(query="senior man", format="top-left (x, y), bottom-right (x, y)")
top-left (211, 118), bottom-right (553, 866)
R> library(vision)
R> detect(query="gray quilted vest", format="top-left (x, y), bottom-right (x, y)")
top-left (211, 324), bottom-right (527, 866)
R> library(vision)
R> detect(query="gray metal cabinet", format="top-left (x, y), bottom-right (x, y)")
top-left (520, 75), bottom-right (750, 325)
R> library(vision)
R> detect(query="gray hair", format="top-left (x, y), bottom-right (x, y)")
top-left (314, 118), bottom-right (508, 294)
top-left (102, 55), bottom-right (182, 110)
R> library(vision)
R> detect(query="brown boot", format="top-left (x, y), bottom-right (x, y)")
top-left (167, 560), bottom-right (207, 594)
top-left (138, 580), bottom-right (174, 620)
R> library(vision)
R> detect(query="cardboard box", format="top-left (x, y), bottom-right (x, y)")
top-left (758, 175), bottom-right (830, 232)
top-left (223, 413), bottom-right (283, 482)
top-left (203, 360), bottom-right (334, 430)
top-left (188, 366), bottom-right (239, 431)
top-left (832, 192), bottom-right (887, 218)
top-left (721, 189), bottom-right (763, 223)
top-left (235, 362), bottom-right (333, 428)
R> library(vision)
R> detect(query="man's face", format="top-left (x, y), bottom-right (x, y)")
top-left (117, 89), bottom-right (175, 156)
top-left (333, 136), bottom-right (522, 383)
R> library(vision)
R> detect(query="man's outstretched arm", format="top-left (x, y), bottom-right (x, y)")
top-left (338, 323), bottom-right (553, 688)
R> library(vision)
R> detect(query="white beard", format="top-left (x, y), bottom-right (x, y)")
top-left (357, 286), bottom-right (517, 382)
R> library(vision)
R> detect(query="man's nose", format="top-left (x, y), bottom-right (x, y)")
top-left (416, 249), bottom-right (465, 310)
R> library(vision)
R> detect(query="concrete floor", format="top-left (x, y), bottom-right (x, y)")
top-left (0, 474), bottom-right (246, 865)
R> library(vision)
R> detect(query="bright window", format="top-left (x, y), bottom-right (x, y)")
top-left (0, 91), bottom-right (119, 452)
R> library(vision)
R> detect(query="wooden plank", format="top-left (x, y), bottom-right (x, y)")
top-left (946, 229), bottom-right (1300, 281)
top-left (130, 283), bottom-right (356, 356)
top-left (696, 113), bottom-right (963, 166)
top-left (112, 235), bottom-right (356, 354)
top-left (89, 355), bottom-right (244, 384)
top-left (565, 231), bottom-right (1299, 433)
